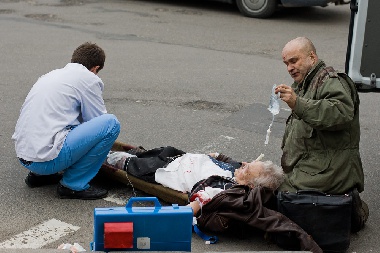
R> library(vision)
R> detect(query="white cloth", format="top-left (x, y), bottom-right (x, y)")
top-left (155, 153), bottom-right (232, 192)
top-left (203, 186), bottom-right (224, 199)
top-left (107, 151), bottom-right (136, 166)
top-left (12, 63), bottom-right (107, 162)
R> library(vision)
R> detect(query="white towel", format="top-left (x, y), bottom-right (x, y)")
top-left (155, 153), bottom-right (232, 193)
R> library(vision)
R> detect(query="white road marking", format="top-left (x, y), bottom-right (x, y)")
top-left (220, 135), bottom-right (235, 140)
top-left (0, 218), bottom-right (80, 249)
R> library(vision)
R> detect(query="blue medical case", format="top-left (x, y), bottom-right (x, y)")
top-left (91, 197), bottom-right (193, 252)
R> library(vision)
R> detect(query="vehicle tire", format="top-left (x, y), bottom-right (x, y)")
top-left (236, 0), bottom-right (277, 18)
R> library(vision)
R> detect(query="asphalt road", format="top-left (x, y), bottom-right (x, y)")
top-left (0, 0), bottom-right (379, 252)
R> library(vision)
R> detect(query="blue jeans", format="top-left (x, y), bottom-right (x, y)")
top-left (22, 114), bottom-right (120, 191)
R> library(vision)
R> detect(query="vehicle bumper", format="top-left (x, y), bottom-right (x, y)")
top-left (280, 0), bottom-right (346, 7)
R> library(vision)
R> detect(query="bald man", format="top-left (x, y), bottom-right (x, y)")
top-left (275, 37), bottom-right (368, 232)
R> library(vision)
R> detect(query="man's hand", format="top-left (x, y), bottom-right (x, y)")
top-left (275, 84), bottom-right (297, 110)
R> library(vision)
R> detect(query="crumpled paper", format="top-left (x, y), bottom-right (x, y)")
top-left (58, 243), bottom-right (86, 253)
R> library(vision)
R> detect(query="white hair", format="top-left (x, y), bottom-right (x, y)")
top-left (247, 160), bottom-right (284, 190)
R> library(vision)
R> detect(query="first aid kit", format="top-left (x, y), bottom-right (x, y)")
top-left (91, 197), bottom-right (193, 252)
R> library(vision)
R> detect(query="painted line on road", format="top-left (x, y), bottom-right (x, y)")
top-left (0, 218), bottom-right (80, 249)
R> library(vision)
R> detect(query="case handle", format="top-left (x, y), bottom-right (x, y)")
top-left (125, 197), bottom-right (162, 209)
top-left (296, 190), bottom-right (327, 196)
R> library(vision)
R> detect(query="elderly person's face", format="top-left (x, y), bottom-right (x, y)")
top-left (234, 161), bottom-right (263, 186)
top-left (282, 42), bottom-right (316, 84)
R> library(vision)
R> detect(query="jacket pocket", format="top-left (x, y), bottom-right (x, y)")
top-left (297, 150), bottom-right (330, 176)
top-left (202, 214), bottom-right (230, 233)
top-left (293, 120), bottom-right (314, 139)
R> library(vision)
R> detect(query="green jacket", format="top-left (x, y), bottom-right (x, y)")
top-left (279, 60), bottom-right (364, 194)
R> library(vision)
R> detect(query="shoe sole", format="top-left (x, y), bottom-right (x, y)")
top-left (26, 181), bottom-right (61, 188)
top-left (58, 192), bottom-right (108, 200)
top-left (25, 174), bottom-right (62, 188)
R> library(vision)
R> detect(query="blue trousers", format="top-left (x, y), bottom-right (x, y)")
top-left (23, 114), bottom-right (120, 191)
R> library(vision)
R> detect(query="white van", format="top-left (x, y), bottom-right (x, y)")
top-left (346, 0), bottom-right (380, 90)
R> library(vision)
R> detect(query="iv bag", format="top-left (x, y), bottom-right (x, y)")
top-left (268, 84), bottom-right (280, 115)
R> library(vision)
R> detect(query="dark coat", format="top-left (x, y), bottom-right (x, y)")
top-left (279, 60), bottom-right (364, 194)
top-left (196, 184), bottom-right (323, 253)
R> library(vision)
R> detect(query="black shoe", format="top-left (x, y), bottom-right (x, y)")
top-left (25, 172), bottom-right (62, 188)
top-left (351, 188), bottom-right (369, 233)
top-left (57, 184), bottom-right (108, 200)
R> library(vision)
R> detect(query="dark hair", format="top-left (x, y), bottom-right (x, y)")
top-left (71, 42), bottom-right (105, 72)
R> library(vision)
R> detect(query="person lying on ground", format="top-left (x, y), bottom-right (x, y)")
top-left (187, 157), bottom-right (284, 215)
top-left (104, 148), bottom-right (284, 212)
top-left (104, 149), bottom-right (283, 193)
top-left (103, 148), bottom-right (322, 252)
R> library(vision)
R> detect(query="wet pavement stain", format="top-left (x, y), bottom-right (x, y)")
top-left (0, 0), bottom-right (21, 3)
top-left (181, 100), bottom-right (241, 112)
top-left (57, 0), bottom-right (90, 6)
top-left (0, 9), bottom-right (15, 14)
top-left (24, 13), bottom-right (63, 22)
top-left (173, 9), bottom-right (202, 15)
